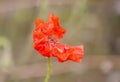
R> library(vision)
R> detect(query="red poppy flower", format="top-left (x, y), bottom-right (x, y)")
top-left (33, 13), bottom-right (84, 62)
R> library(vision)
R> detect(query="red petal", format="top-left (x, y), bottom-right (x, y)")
top-left (67, 45), bottom-right (84, 62)
top-left (35, 19), bottom-right (44, 27)
top-left (52, 43), bottom-right (70, 62)
top-left (47, 14), bottom-right (66, 39)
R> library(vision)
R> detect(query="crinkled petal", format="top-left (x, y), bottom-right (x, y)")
top-left (67, 45), bottom-right (84, 62)
top-left (47, 14), bottom-right (66, 39)
top-left (52, 43), bottom-right (70, 62)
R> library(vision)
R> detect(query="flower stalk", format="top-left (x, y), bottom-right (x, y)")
top-left (44, 58), bottom-right (51, 82)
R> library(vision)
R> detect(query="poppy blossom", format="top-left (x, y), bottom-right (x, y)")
top-left (33, 13), bottom-right (84, 62)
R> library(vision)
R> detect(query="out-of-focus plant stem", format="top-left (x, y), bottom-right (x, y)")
top-left (0, 37), bottom-right (14, 72)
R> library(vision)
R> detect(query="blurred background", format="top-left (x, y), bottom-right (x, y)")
top-left (0, 0), bottom-right (120, 82)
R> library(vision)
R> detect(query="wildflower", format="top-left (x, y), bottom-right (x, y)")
top-left (33, 14), bottom-right (84, 62)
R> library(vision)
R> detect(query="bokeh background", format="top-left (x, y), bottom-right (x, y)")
top-left (0, 0), bottom-right (120, 82)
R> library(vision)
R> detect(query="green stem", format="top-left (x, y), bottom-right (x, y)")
top-left (44, 58), bottom-right (51, 82)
